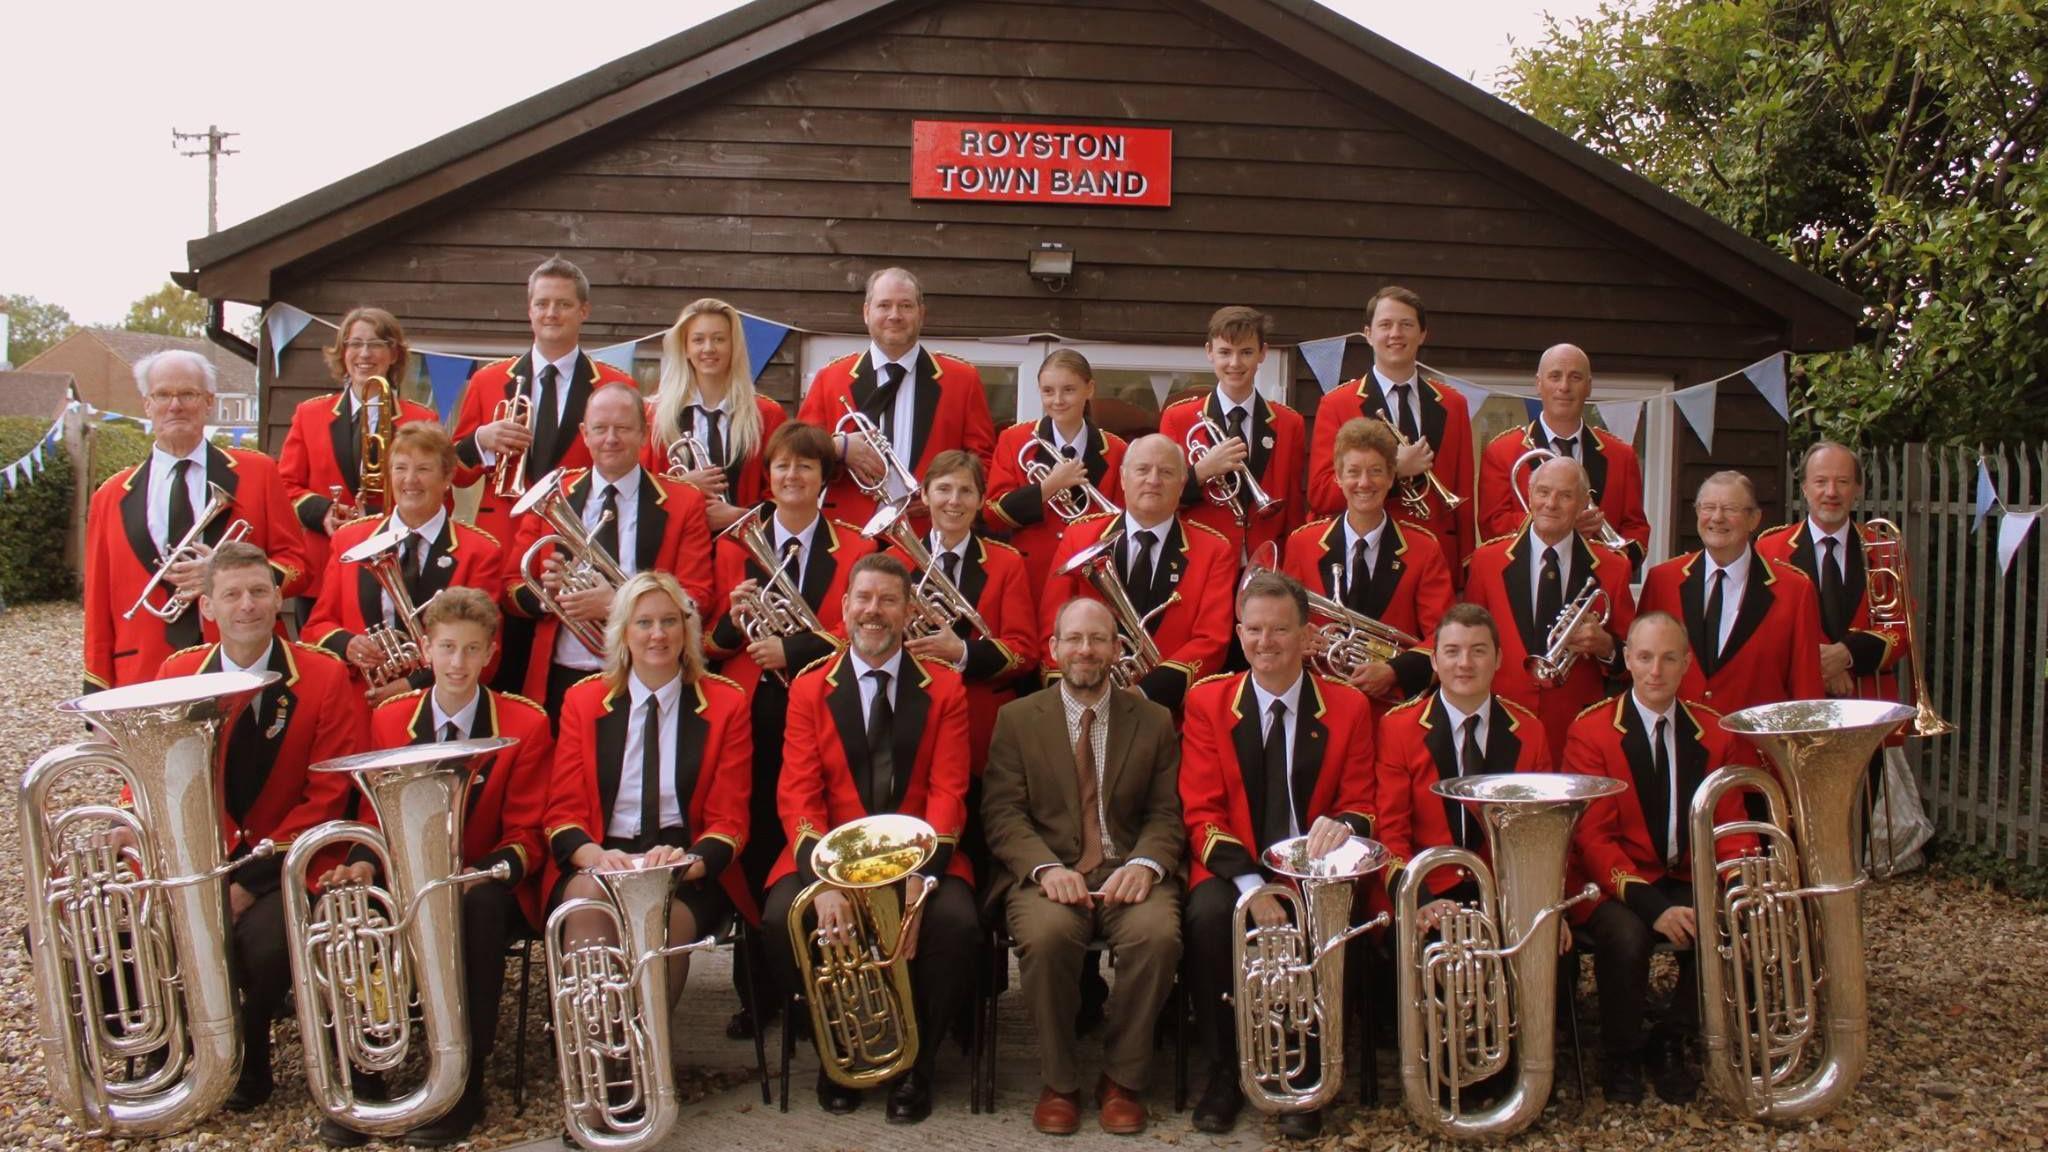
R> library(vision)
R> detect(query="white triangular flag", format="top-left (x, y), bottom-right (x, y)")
top-left (1746, 353), bottom-right (1789, 423)
top-left (1996, 508), bottom-right (2039, 576)
top-left (590, 339), bottom-right (639, 376)
top-left (264, 303), bottom-right (316, 376)
top-left (1672, 381), bottom-right (1718, 452)
top-left (1595, 399), bottom-right (1644, 445)
top-left (1298, 336), bottom-right (1349, 394)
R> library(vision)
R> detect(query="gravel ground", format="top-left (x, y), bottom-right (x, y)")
top-left (1, 600), bottom-right (2044, 1151)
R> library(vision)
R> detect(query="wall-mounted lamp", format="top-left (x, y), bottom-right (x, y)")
top-left (1028, 242), bottom-right (1075, 293)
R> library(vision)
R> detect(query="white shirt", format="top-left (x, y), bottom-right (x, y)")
top-left (380, 506), bottom-right (449, 625)
top-left (1701, 547), bottom-right (1753, 656)
top-left (1235, 673), bottom-right (1306, 897)
top-left (684, 394), bottom-right (733, 463)
top-left (1373, 366), bottom-right (1423, 433)
top-left (1047, 419), bottom-right (1090, 459)
top-left (1808, 518), bottom-right (1852, 585)
top-left (431, 688), bottom-right (482, 740)
top-left (1630, 692), bottom-right (1683, 865)
top-left (1121, 511), bottom-right (1175, 578)
top-left (219, 639), bottom-right (275, 718)
top-left (1538, 415), bottom-right (1586, 458)
top-left (849, 646), bottom-right (905, 721)
top-left (1528, 528), bottom-right (1578, 624)
top-left (772, 511), bottom-right (822, 591)
top-left (1212, 388), bottom-right (1255, 435)
top-left (608, 672), bottom-right (685, 839)
top-left (866, 343), bottom-right (923, 461)
top-left (528, 345), bottom-right (580, 421)
top-left (554, 468), bottom-right (644, 668)
top-left (147, 442), bottom-right (211, 553)
top-left (1340, 514), bottom-right (1389, 600)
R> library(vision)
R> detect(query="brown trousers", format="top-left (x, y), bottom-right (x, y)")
top-left (1004, 865), bottom-right (1182, 1094)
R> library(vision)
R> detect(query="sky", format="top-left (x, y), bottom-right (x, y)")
top-left (2, 0), bottom-right (1600, 330)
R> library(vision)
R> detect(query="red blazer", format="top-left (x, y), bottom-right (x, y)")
top-left (1463, 527), bottom-right (1638, 761)
top-left (983, 418), bottom-right (1128, 600)
top-left (451, 351), bottom-right (636, 547)
top-left (1307, 373), bottom-right (1476, 580)
top-left (1565, 693), bottom-right (1758, 925)
top-left (1281, 515), bottom-right (1453, 713)
top-left (706, 516), bottom-right (874, 696)
top-left (640, 394), bottom-right (789, 510)
top-left (879, 533), bottom-right (1040, 773)
top-left (278, 389), bottom-right (443, 599)
top-left (1181, 672), bottom-right (1378, 888)
top-left (1039, 513), bottom-right (1239, 713)
top-left (1373, 693), bottom-right (1552, 896)
top-left (1476, 421), bottom-right (1651, 570)
top-left (505, 467), bottom-right (714, 698)
top-left (368, 688), bottom-right (553, 928)
top-left (1638, 547), bottom-right (1826, 715)
top-left (85, 445), bottom-right (311, 693)
top-left (799, 346), bottom-right (997, 532)
top-left (542, 673), bottom-right (757, 922)
top-left (1155, 390), bottom-right (1306, 561)
top-left (304, 513), bottom-right (505, 687)
top-left (1756, 521), bottom-right (1908, 704)
top-left (771, 650), bottom-right (973, 887)
top-left (156, 640), bottom-right (366, 892)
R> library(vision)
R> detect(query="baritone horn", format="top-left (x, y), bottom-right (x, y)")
top-left (1860, 518), bottom-right (1953, 736)
top-left (1393, 773), bottom-right (1621, 1141)
top-left (123, 481), bottom-right (251, 623)
top-left (789, 814), bottom-right (940, 1091)
top-left (1375, 413), bottom-right (1464, 520)
top-left (1241, 542), bottom-right (1418, 680)
top-left (1234, 835), bottom-right (1392, 1112)
top-left (339, 525), bottom-right (434, 688)
top-left (282, 739), bottom-right (516, 1136)
top-left (1054, 529), bottom-right (1167, 690)
top-left (1509, 446), bottom-right (1628, 552)
top-left (1184, 413), bottom-right (1281, 525)
top-left (1017, 435), bottom-right (1119, 523)
top-left (715, 502), bottom-right (828, 685)
top-left (862, 494), bottom-right (990, 641)
top-left (515, 466), bottom-right (631, 654)
top-left (1525, 575), bottom-right (1611, 688)
top-left (491, 386), bottom-right (534, 498)
top-left (1694, 699), bottom-right (1912, 1122)
top-left (21, 671), bottom-right (279, 1137)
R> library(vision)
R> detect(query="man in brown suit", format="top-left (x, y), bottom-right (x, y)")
top-left (982, 597), bottom-right (1185, 1137)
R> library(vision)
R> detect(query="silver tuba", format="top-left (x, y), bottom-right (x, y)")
top-left (1016, 434), bottom-right (1120, 523)
top-left (1234, 834), bottom-right (1393, 1112)
top-left (283, 739), bottom-right (517, 1137)
top-left (1524, 575), bottom-right (1611, 688)
top-left (516, 466), bottom-right (632, 654)
top-left (21, 671), bottom-right (279, 1137)
top-left (123, 480), bottom-right (252, 623)
top-left (1243, 541), bottom-right (1419, 680)
top-left (1393, 772), bottom-right (1622, 1141)
top-left (715, 502), bottom-right (829, 685)
top-left (1054, 529), bottom-right (1166, 690)
top-left (1510, 446), bottom-right (1629, 552)
top-left (340, 525), bottom-right (434, 688)
top-left (548, 855), bottom-right (719, 1150)
top-left (1693, 699), bottom-right (1911, 1122)
top-left (862, 493), bottom-right (991, 641)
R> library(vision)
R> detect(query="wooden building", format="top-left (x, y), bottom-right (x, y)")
top-left (180, 0), bottom-right (1860, 558)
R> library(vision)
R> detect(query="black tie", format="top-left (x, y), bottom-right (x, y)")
top-left (1552, 435), bottom-right (1576, 460)
top-left (864, 670), bottom-right (895, 814)
top-left (1060, 443), bottom-right (1078, 461)
top-left (440, 721), bottom-right (459, 743)
top-left (696, 406), bottom-right (727, 467)
top-left (1347, 537), bottom-right (1373, 613)
top-left (399, 533), bottom-right (425, 618)
top-left (1260, 699), bottom-right (1291, 851)
top-left (1704, 569), bottom-right (1727, 670)
top-left (1538, 545), bottom-right (1565, 634)
top-left (222, 687), bottom-right (269, 824)
top-left (875, 362), bottom-right (908, 443)
top-left (940, 550), bottom-right (960, 586)
top-left (1227, 406), bottom-right (1249, 446)
top-left (1457, 714), bottom-right (1485, 849)
top-left (1127, 528), bottom-right (1158, 605)
top-left (166, 459), bottom-right (196, 550)
top-left (640, 696), bottom-right (663, 838)
top-left (1818, 537), bottom-right (1848, 640)
top-left (1654, 716), bottom-right (1676, 868)
top-left (593, 484), bottom-right (621, 566)
top-left (1392, 384), bottom-right (1420, 444)
top-left (340, 403), bottom-right (362, 485)
top-left (779, 535), bottom-right (802, 589)
top-left (532, 363), bottom-right (562, 476)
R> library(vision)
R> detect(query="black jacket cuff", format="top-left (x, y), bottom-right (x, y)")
top-left (689, 837), bottom-right (734, 881)
top-left (456, 434), bottom-right (484, 469)
top-left (1138, 665), bottom-right (1188, 712)
top-left (235, 850), bottom-right (283, 897)
top-left (961, 635), bottom-right (1010, 682)
top-left (996, 485), bottom-right (1045, 528)
top-left (795, 837), bottom-right (819, 885)
top-left (1843, 630), bottom-right (1890, 677)
top-left (1205, 841), bottom-right (1258, 881)
top-left (298, 494), bottom-right (333, 533)
top-left (920, 843), bottom-right (954, 881)
top-left (1623, 880), bottom-right (1675, 925)
top-left (1389, 650), bottom-right (1434, 698)
top-left (1338, 812), bottom-right (1373, 838)
top-left (474, 845), bottom-right (524, 886)
top-left (320, 630), bottom-right (354, 660)
top-left (344, 843), bottom-right (380, 870)
top-left (552, 827), bottom-right (594, 871)
top-left (709, 615), bottom-right (744, 653)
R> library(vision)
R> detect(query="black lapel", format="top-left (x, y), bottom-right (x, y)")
top-left (671, 685), bottom-right (709, 836)
top-left (506, 353), bottom-right (535, 405)
top-left (408, 692), bottom-right (437, 745)
top-left (956, 538), bottom-right (990, 633)
top-left (356, 525), bottom-right (387, 627)
top-left (203, 443), bottom-right (239, 545)
top-left (1207, 389), bottom-right (1269, 479)
top-left (1248, 392), bottom-right (1273, 479)
top-left (328, 394), bottom-right (359, 490)
top-left (1788, 522), bottom-right (1820, 584)
top-left (465, 691), bottom-right (501, 823)
top-left (1422, 696), bottom-right (1467, 847)
top-left (120, 468), bottom-right (159, 567)
top-left (1675, 706), bottom-right (1710, 856)
top-left (635, 470), bottom-right (666, 573)
top-left (549, 353), bottom-right (596, 470)
top-left (1230, 677), bottom-right (1268, 837)
top-left (257, 643), bottom-right (295, 763)
top-left (800, 522), bottom-right (838, 609)
top-left (1292, 681), bottom-right (1326, 829)
top-left (1361, 377), bottom-right (1393, 422)
top-left (908, 348), bottom-right (941, 468)
top-left (1417, 379), bottom-right (1447, 452)
top-left (1363, 521), bottom-right (1404, 618)
top-left (825, 661), bottom-right (872, 808)
top-left (1083, 421), bottom-right (1112, 487)
top-left (1149, 518), bottom-right (1190, 614)
top-left (1620, 700), bottom-right (1670, 863)
top-left (849, 351), bottom-right (879, 410)
top-left (888, 662), bottom-right (931, 811)
top-left (1315, 521), bottom-right (1346, 601)
top-left (1483, 698), bottom-right (1521, 775)
top-left (595, 689), bottom-right (629, 817)
top-left (1581, 428), bottom-right (1611, 502)
top-left (1505, 532), bottom-right (1542, 656)
top-left (1570, 533), bottom-right (1600, 601)
top-left (1721, 550), bottom-right (1775, 664)
top-left (1680, 557), bottom-right (1711, 673)
top-left (417, 520), bottom-right (458, 600)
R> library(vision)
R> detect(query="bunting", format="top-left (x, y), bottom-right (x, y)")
top-left (263, 303), bottom-right (315, 377)
top-left (1299, 335), bottom-right (1349, 394)
top-left (1672, 383), bottom-right (1720, 453)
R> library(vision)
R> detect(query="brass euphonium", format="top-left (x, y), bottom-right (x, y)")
top-left (1524, 575), bottom-right (1611, 688)
top-left (356, 374), bottom-right (393, 516)
top-left (1233, 835), bottom-right (1393, 1112)
top-left (340, 525), bottom-right (434, 688)
top-left (1242, 541), bottom-right (1419, 679)
top-left (122, 480), bottom-right (252, 623)
top-left (862, 493), bottom-right (991, 641)
top-left (1184, 412), bottom-right (1282, 526)
top-left (1393, 772), bottom-right (1622, 1141)
top-left (1054, 529), bottom-right (1166, 690)
top-left (790, 814), bottom-right (940, 1090)
top-left (715, 502), bottom-right (828, 685)
top-left (547, 855), bottom-right (719, 1150)
top-left (1860, 518), bottom-right (1953, 736)
top-left (491, 383), bottom-right (534, 498)
top-left (283, 739), bottom-right (518, 1137)
top-left (1693, 699), bottom-right (1912, 1122)
top-left (1509, 446), bottom-right (1629, 552)
top-left (1016, 434), bottom-right (1120, 523)
top-left (21, 671), bottom-right (279, 1137)
top-left (515, 466), bottom-right (632, 654)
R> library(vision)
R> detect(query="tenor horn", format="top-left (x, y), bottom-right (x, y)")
top-left (1054, 530), bottom-right (1167, 690)
top-left (1393, 772), bottom-right (1622, 1140)
top-left (515, 466), bottom-right (632, 654)
top-left (1242, 541), bottom-right (1418, 680)
top-left (1692, 699), bottom-right (1912, 1122)
top-left (715, 502), bottom-right (829, 685)
top-left (283, 739), bottom-right (517, 1137)
top-left (1860, 518), bottom-right (1953, 736)
top-left (339, 525), bottom-right (434, 688)
top-left (21, 671), bottom-right (279, 1137)
top-left (863, 494), bottom-right (991, 641)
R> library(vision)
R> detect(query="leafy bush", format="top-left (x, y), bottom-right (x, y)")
top-left (0, 416), bottom-right (76, 603)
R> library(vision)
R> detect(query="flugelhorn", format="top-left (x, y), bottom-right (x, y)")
top-left (1693, 699), bottom-right (1912, 1122)
top-left (1860, 518), bottom-right (1953, 736)
top-left (1509, 446), bottom-right (1628, 551)
top-left (516, 466), bottom-right (631, 654)
top-left (862, 494), bottom-right (990, 641)
top-left (1185, 413), bottom-right (1281, 526)
top-left (21, 671), bottom-right (279, 1137)
top-left (1242, 541), bottom-right (1418, 680)
top-left (834, 397), bottom-right (921, 511)
top-left (790, 813), bottom-right (940, 1091)
top-left (1233, 834), bottom-right (1392, 1112)
top-left (283, 739), bottom-right (517, 1137)
top-left (356, 374), bottom-right (392, 516)
top-left (1054, 529), bottom-right (1166, 690)
top-left (1524, 575), bottom-right (1611, 688)
top-left (123, 481), bottom-right (251, 623)
top-left (491, 386), bottom-right (534, 498)
top-left (715, 502), bottom-right (828, 685)
top-left (339, 525), bottom-right (434, 688)
top-left (1393, 772), bottom-right (1622, 1140)
top-left (1375, 413), bottom-right (1464, 520)
top-left (1016, 435), bottom-right (1119, 523)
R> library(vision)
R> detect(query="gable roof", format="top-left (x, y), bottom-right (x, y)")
top-left (183, 0), bottom-right (1861, 349)
top-left (0, 371), bottom-right (76, 419)
top-left (27, 328), bottom-right (260, 394)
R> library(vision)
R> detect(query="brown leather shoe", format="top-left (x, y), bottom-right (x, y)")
top-left (1094, 1075), bottom-right (1147, 1135)
top-left (1033, 1086), bottom-right (1081, 1135)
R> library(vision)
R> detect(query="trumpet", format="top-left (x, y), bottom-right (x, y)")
top-left (356, 375), bottom-right (392, 516)
top-left (1184, 413), bottom-right (1281, 526)
top-left (1524, 575), bottom-right (1610, 688)
top-left (664, 432), bottom-right (718, 479)
top-left (1861, 518), bottom-right (1953, 736)
top-left (339, 526), bottom-right (434, 688)
top-left (1242, 542), bottom-right (1418, 680)
top-left (834, 398), bottom-right (921, 512)
top-left (1054, 530), bottom-right (1167, 690)
top-left (863, 495), bottom-right (990, 641)
top-left (491, 388), bottom-right (534, 499)
top-left (1016, 435), bottom-right (1119, 523)
top-left (716, 503), bottom-right (828, 685)
top-left (789, 814), bottom-right (940, 1090)
top-left (1374, 414), bottom-right (1464, 520)
top-left (123, 480), bottom-right (251, 623)
top-left (515, 467), bottom-right (631, 654)
top-left (1509, 446), bottom-right (1628, 552)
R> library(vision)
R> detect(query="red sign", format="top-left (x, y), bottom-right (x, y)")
top-left (910, 120), bottom-right (1172, 207)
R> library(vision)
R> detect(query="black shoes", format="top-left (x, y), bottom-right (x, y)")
top-left (886, 1069), bottom-right (933, 1124)
top-left (315, 1117), bottom-right (369, 1148)
top-left (817, 1070), bottom-right (862, 1114)
top-left (223, 1069), bottom-right (273, 1113)
top-left (1602, 1051), bottom-right (1646, 1105)
top-left (1191, 1069), bottom-right (1244, 1134)
top-left (1276, 1108), bottom-right (1323, 1139)
top-left (404, 1090), bottom-right (484, 1148)
top-left (1648, 1029), bottom-right (1700, 1105)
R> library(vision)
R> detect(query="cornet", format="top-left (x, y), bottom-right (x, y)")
top-left (834, 397), bottom-right (921, 513)
top-left (123, 480), bottom-right (251, 623)
top-left (490, 387), bottom-right (534, 499)
top-left (1509, 446), bottom-right (1628, 552)
top-left (515, 467), bottom-right (631, 654)
top-left (1524, 575), bottom-right (1610, 688)
top-left (1016, 435), bottom-right (1119, 523)
top-left (1374, 414), bottom-right (1464, 521)
top-left (339, 525), bottom-right (434, 688)
top-left (1184, 413), bottom-right (1281, 526)
top-left (1054, 531), bottom-right (1167, 690)
top-left (664, 432), bottom-right (718, 479)
top-left (356, 374), bottom-right (393, 516)
top-left (716, 503), bottom-right (828, 685)
top-left (1861, 518), bottom-right (1953, 736)
top-left (1242, 542), bottom-right (1418, 680)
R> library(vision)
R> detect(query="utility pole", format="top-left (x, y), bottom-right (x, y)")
top-left (171, 125), bottom-right (239, 235)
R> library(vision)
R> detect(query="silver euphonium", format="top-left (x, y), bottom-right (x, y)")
top-left (1053, 528), bottom-right (1166, 690)
top-left (1233, 835), bottom-right (1393, 1112)
top-left (715, 502), bottom-right (828, 685)
top-left (1016, 434), bottom-right (1120, 523)
top-left (548, 855), bottom-right (719, 1151)
top-left (283, 739), bottom-right (517, 1137)
top-left (123, 480), bottom-right (252, 623)
top-left (1524, 575), bottom-right (1611, 688)
top-left (340, 525), bottom-right (434, 688)
top-left (1393, 772), bottom-right (1623, 1141)
top-left (862, 493), bottom-right (991, 641)
top-left (1692, 699), bottom-right (1911, 1122)
top-left (21, 671), bottom-right (279, 1137)
top-left (1242, 541), bottom-right (1419, 680)
top-left (516, 466), bottom-right (632, 654)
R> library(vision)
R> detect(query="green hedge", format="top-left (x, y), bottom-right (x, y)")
top-left (91, 423), bottom-right (153, 488)
top-left (0, 416), bottom-right (76, 603)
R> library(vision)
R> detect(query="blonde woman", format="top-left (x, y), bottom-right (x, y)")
top-left (647, 298), bottom-right (787, 532)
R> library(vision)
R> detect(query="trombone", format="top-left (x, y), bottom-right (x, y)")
top-left (514, 467), bottom-right (631, 654)
top-left (1524, 575), bottom-right (1611, 688)
top-left (1184, 413), bottom-right (1281, 528)
top-left (1374, 414), bottom-right (1463, 521)
top-left (1861, 518), bottom-right (1953, 736)
top-left (356, 374), bottom-right (393, 516)
top-left (862, 495), bottom-right (991, 641)
top-left (490, 386), bottom-right (534, 499)
top-left (1016, 435), bottom-right (1119, 524)
top-left (833, 398), bottom-right (920, 514)
top-left (123, 481), bottom-right (251, 623)
top-left (1509, 446), bottom-right (1628, 552)
top-left (1054, 529), bottom-right (1167, 690)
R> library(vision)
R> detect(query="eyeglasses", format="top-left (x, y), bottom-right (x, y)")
top-left (1696, 503), bottom-right (1757, 517)
top-left (148, 389), bottom-right (210, 407)
top-left (342, 339), bottom-right (393, 353)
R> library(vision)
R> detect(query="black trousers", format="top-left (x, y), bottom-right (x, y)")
top-left (1571, 879), bottom-right (1700, 1057)
top-left (231, 887), bottom-right (290, 1080)
top-left (761, 873), bottom-right (977, 1080)
top-left (544, 660), bottom-right (597, 731)
top-left (456, 881), bottom-right (522, 1094)
top-left (733, 680), bottom-right (791, 1013)
top-left (1186, 875), bottom-right (1357, 1080)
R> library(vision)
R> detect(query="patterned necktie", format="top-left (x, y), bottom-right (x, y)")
top-left (1074, 706), bottom-right (1103, 873)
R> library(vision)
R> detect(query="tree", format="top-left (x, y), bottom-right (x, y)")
top-left (123, 282), bottom-right (208, 339)
top-left (1500, 0), bottom-right (2048, 446)
top-left (0, 293), bottom-right (77, 366)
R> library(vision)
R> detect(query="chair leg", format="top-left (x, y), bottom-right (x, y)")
top-left (1357, 949), bottom-right (1379, 1109)
top-left (1172, 977), bottom-right (1189, 1113)
top-left (779, 993), bottom-right (798, 1113)
top-left (514, 938), bottom-right (535, 1115)
top-left (1567, 953), bottom-right (1589, 1111)
top-left (736, 923), bottom-right (771, 1105)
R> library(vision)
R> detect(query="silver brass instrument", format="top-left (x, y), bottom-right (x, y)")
top-left (1694, 699), bottom-right (1911, 1122)
top-left (663, 432), bottom-right (718, 480)
top-left (1233, 835), bottom-right (1393, 1112)
top-left (716, 502), bottom-right (829, 685)
top-left (1393, 772), bottom-right (1621, 1141)
top-left (1375, 413), bottom-right (1464, 521)
top-left (357, 374), bottom-right (393, 516)
top-left (1242, 541), bottom-right (1419, 680)
top-left (1016, 434), bottom-right (1119, 523)
top-left (123, 481), bottom-right (252, 623)
top-left (1524, 575), bottom-right (1611, 688)
top-left (21, 671), bottom-right (279, 1137)
top-left (548, 855), bottom-right (719, 1150)
top-left (862, 494), bottom-right (991, 641)
top-left (1860, 518), bottom-right (1954, 736)
top-left (790, 814), bottom-right (940, 1089)
top-left (491, 387), bottom-right (534, 499)
top-left (1509, 446), bottom-right (1628, 552)
top-left (283, 739), bottom-right (516, 1136)
top-left (1184, 412), bottom-right (1282, 526)
top-left (340, 525), bottom-right (434, 688)
top-left (1054, 530), bottom-right (1167, 690)
top-left (833, 397), bottom-right (921, 515)
top-left (516, 466), bottom-right (631, 654)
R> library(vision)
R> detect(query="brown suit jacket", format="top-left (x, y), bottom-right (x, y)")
top-left (980, 685), bottom-right (1184, 912)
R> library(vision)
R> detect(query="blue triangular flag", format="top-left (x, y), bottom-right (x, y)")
top-left (1521, 396), bottom-right (1543, 423)
top-left (1298, 336), bottom-right (1348, 394)
top-left (1975, 459), bottom-right (1998, 531)
top-left (1444, 377), bottom-right (1491, 416)
top-left (590, 339), bottom-right (639, 376)
top-left (1673, 381), bottom-right (1718, 453)
top-left (423, 353), bottom-right (476, 424)
top-left (739, 313), bottom-right (792, 385)
top-left (1595, 399), bottom-right (1643, 445)
top-left (1746, 353), bottom-right (1789, 423)
top-left (264, 303), bottom-right (316, 377)
top-left (1997, 508), bottom-right (2038, 575)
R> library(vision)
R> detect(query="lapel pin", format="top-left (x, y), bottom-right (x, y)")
top-left (267, 699), bottom-right (290, 740)
top-left (437, 555), bottom-right (454, 570)
top-left (1261, 435), bottom-right (1275, 450)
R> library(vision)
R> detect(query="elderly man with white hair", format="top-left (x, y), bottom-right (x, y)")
top-left (83, 348), bottom-right (308, 691)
